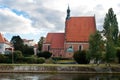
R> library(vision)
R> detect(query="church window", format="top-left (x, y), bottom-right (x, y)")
top-left (48, 45), bottom-right (50, 51)
top-left (67, 45), bottom-right (74, 52)
top-left (78, 45), bottom-right (82, 51)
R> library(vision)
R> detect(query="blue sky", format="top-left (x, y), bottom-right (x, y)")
top-left (0, 0), bottom-right (120, 43)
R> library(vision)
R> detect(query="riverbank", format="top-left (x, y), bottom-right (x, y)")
top-left (0, 64), bottom-right (120, 74)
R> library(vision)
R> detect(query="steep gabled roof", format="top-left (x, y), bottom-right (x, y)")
top-left (45, 33), bottom-right (65, 49)
top-left (45, 33), bottom-right (55, 44)
top-left (0, 33), bottom-right (6, 43)
top-left (65, 16), bottom-right (96, 42)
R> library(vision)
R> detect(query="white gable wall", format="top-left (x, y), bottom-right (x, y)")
top-left (0, 43), bottom-right (12, 54)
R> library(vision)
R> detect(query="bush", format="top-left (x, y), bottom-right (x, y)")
top-left (37, 51), bottom-right (52, 59)
top-left (22, 57), bottom-right (45, 64)
top-left (0, 54), bottom-right (6, 63)
top-left (23, 45), bottom-right (34, 57)
top-left (24, 57), bottom-right (36, 64)
top-left (116, 47), bottom-right (120, 63)
top-left (13, 50), bottom-right (23, 62)
top-left (36, 57), bottom-right (45, 64)
top-left (73, 50), bottom-right (89, 64)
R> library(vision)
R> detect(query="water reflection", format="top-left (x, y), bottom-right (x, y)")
top-left (0, 73), bottom-right (119, 80)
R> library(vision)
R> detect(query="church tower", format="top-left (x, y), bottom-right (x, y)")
top-left (66, 5), bottom-right (70, 20)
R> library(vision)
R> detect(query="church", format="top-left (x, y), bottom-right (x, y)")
top-left (42, 6), bottom-right (96, 58)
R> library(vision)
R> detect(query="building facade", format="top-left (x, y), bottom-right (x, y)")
top-left (0, 33), bottom-right (13, 54)
top-left (42, 6), bottom-right (96, 58)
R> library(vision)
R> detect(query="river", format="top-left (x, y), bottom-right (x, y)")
top-left (0, 73), bottom-right (120, 80)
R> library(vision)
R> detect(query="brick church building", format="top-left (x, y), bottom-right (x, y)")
top-left (42, 6), bottom-right (96, 58)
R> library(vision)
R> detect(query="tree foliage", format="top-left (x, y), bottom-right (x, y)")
top-left (73, 50), bottom-right (89, 64)
top-left (38, 37), bottom-right (44, 51)
top-left (88, 31), bottom-right (104, 64)
top-left (103, 8), bottom-right (118, 63)
top-left (103, 8), bottom-right (119, 45)
top-left (105, 41), bottom-right (116, 63)
top-left (10, 36), bottom-right (24, 52)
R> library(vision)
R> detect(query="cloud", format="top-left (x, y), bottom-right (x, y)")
top-left (0, 0), bottom-right (120, 42)
top-left (0, 7), bottom-right (38, 34)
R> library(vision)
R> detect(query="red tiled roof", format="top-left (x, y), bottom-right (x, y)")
top-left (45, 33), bottom-right (65, 49)
top-left (45, 33), bottom-right (54, 44)
top-left (0, 33), bottom-right (6, 43)
top-left (65, 16), bottom-right (96, 42)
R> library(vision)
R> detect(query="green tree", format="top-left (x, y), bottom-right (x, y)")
top-left (38, 37), bottom-right (44, 51)
top-left (103, 8), bottom-right (118, 65)
top-left (73, 50), bottom-right (89, 64)
top-left (103, 8), bottom-right (119, 45)
top-left (88, 31), bottom-right (104, 65)
top-left (10, 36), bottom-right (24, 52)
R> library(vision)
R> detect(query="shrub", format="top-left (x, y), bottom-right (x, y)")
top-left (22, 57), bottom-right (45, 64)
top-left (0, 54), bottom-right (6, 63)
top-left (36, 57), bottom-right (45, 64)
top-left (116, 47), bottom-right (120, 63)
top-left (37, 51), bottom-right (52, 59)
top-left (13, 51), bottom-right (23, 61)
top-left (24, 57), bottom-right (36, 64)
top-left (73, 50), bottom-right (89, 64)
top-left (23, 45), bottom-right (34, 57)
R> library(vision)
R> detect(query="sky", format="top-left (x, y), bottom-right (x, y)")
top-left (0, 0), bottom-right (120, 43)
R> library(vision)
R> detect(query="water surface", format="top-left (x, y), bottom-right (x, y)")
top-left (0, 73), bottom-right (120, 80)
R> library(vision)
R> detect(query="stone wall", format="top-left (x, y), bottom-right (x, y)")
top-left (0, 65), bottom-right (120, 73)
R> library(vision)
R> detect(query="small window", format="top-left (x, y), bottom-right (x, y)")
top-left (48, 45), bottom-right (50, 51)
top-left (78, 45), bottom-right (82, 51)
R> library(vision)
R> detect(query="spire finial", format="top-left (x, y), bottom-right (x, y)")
top-left (66, 5), bottom-right (70, 20)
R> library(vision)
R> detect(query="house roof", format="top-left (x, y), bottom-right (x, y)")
top-left (65, 16), bottom-right (96, 42)
top-left (0, 33), bottom-right (6, 43)
top-left (45, 33), bottom-right (65, 49)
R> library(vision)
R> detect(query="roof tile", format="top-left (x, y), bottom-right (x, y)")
top-left (65, 17), bottom-right (96, 42)
top-left (45, 33), bottom-right (64, 49)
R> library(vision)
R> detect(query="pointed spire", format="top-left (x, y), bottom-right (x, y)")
top-left (66, 5), bottom-right (70, 20)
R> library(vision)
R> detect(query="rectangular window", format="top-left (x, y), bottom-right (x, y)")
top-left (48, 45), bottom-right (50, 51)
top-left (78, 45), bottom-right (82, 51)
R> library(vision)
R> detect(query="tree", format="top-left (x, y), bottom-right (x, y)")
top-left (103, 8), bottom-right (119, 45)
top-left (73, 50), bottom-right (89, 64)
top-left (88, 31), bottom-right (104, 65)
top-left (103, 8), bottom-right (118, 65)
top-left (10, 36), bottom-right (24, 52)
top-left (38, 37), bottom-right (44, 51)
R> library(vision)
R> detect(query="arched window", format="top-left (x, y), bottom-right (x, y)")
top-left (67, 45), bottom-right (74, 52)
